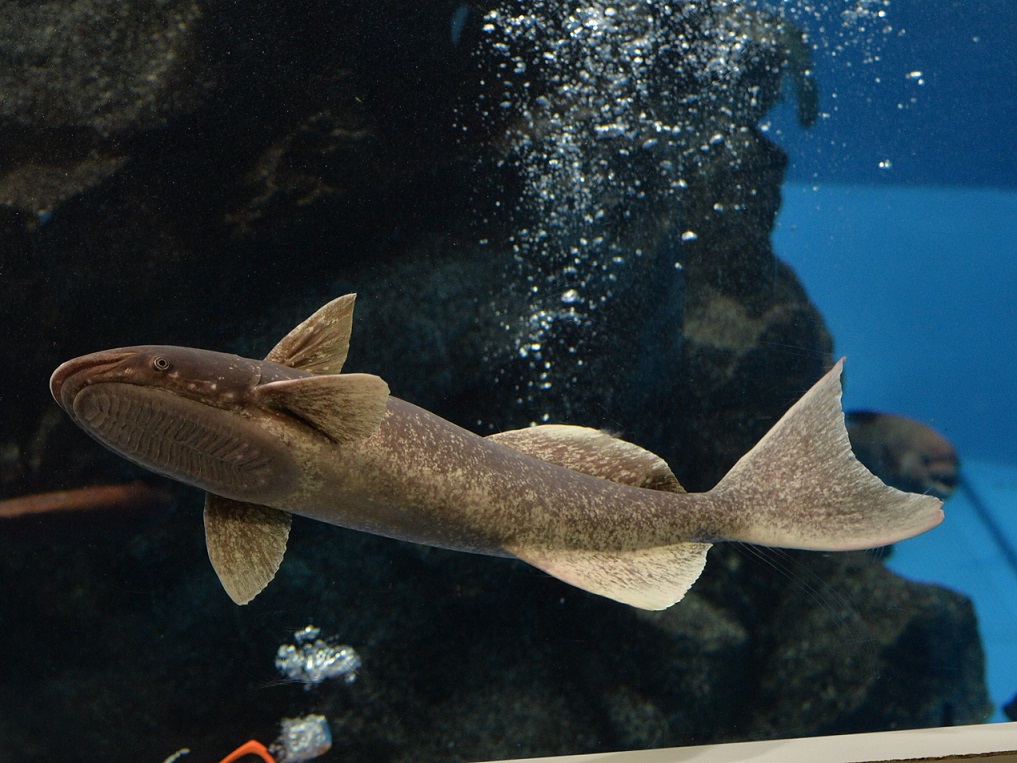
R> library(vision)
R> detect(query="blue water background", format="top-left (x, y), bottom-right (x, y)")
top-left (775, 185), bottom-right (1016, 465)
top-left (774, 185), bottom-right (1017, 721)
top-left (771, 0), bottom-right (1017, 190)
top-left (764, 0), bottom-right (1017, 722)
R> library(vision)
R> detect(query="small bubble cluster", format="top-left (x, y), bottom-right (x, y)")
top-left (749, 0), bottom-right (894, 60)
top-left (275, 625), bottom-right (361, 689)
top-left (270, 714), bottom-right (333, 763)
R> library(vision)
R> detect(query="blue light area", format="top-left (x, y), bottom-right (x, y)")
top-left (888, 461), bottom-right (1017, 723)
top-left (775, 183), bottom-right (1017, 721)
top-left (775, 184), bottom-right (1017, 465)
top-left (766, 0), bottom-right (1017, 189)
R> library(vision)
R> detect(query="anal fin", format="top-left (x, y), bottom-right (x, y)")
top-left (506, 540), bottom-right (711, 611)
top-left (204, 493), bottom-right (291, 605)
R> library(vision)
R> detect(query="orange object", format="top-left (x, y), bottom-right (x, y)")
top-left (217, 739), bottom-right (276, 763)
top-left (0, 480), bottom-right (173, 519)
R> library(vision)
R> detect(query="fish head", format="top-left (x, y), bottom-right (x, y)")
top-left (50, 346), bottom-right (302, 503)
top-left (845, 410), bottom-right (960, 500)
top-left (51, 345), bottom-right (270, 411)
top-left (898, 439), bottom-right (960, 499)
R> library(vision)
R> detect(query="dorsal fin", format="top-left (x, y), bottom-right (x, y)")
top-left (253, 372), bottom-right (389, 444)
top-left (265, 293), bottom-right (356, 374)
top-left (204, 493), bottom-right (291, 605)
top-left (487, 424), bottom-right (685, 493)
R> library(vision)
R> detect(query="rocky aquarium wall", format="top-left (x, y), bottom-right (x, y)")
top-left (0, 1), bottom-right (990, 761)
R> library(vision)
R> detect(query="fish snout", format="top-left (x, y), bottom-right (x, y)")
top-left (50, 349), bottom-right (140, 413)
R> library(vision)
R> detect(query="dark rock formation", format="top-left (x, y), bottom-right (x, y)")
top-left (0, 0), bottom-right (211, 214)
top-left (0, 0), bottom-right (989, 760)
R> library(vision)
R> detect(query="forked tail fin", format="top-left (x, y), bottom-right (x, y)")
top-left (710, 359), bottom-right (945, 551)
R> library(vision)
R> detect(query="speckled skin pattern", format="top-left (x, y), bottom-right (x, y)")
top-left (51, 346), bottom-right (721, 556)
top-left (51, 347), bottom-right (943, 562)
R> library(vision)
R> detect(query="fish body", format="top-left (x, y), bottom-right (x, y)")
top-left (846, 411), bottom-right (959, 500)
top-left (50, 295), bottom-right (944, 609)
top-left (52, 347), bottom-right (685, 554)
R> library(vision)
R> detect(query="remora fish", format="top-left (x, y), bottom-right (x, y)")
top-left (846, 410), bottom-right (959, 500)
top-left (50, 295), bottom-right (944, 609)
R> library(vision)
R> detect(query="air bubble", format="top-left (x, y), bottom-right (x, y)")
top-left (473, 0), bottom-right (891, 410)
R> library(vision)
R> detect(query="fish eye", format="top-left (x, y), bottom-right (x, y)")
top-left (152, 356), bottom-right (171, 372)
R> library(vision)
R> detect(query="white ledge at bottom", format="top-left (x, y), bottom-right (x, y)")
top-left (484, 722), bottom-right (1017, 763)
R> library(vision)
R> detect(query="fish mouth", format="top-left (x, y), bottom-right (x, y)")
top-left (50, 349), bottom-right (138, 417)
top-left (927, 471), bottom-right (959, 499)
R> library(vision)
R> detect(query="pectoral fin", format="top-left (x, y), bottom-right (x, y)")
top-left (506, 541), bottom-right (712, 610)
top-left (253, 373), bottom-right (390, 444)
top-left (266, 293), bottom-right (357, 374)
top-left (204, 493), bottom-right (291, 605)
